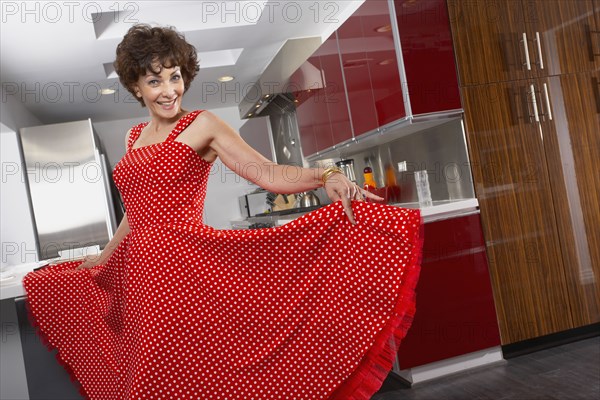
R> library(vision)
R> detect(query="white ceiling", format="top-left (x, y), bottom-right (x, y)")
top-left (0, 0), bottom-right (363, 124)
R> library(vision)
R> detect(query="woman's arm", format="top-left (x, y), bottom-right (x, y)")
top-left (197, 111), bottom-right (382, 224)
top-left (76, 130), bottom-right (133, 269)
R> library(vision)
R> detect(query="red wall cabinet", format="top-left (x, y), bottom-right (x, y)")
top-left (296, 0), bottom-right (463, 157)
top-left (394, 0), bottom-right (461, 115)
top-left (319, 33), bottom-right (353, 147)
top-left (337, 0), bottom-right (406, 137)
top-left (397, 213), bottom-right (501, 368)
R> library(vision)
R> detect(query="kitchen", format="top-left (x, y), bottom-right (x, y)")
top-left (1, 1), bottom-right (598, 399)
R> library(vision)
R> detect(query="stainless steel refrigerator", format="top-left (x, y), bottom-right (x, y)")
top-left (19, 119), bottom-right (122, 260)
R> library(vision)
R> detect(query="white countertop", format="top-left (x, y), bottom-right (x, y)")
top-left (391, 198), bottom-right (479, 222)
top-left (0, 261), bottom-right (49, 301)
top-left (251, 198), bottom-right (480, 227)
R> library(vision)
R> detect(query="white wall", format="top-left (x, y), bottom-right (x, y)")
top-left (92, 106), bottom-right (259, 229)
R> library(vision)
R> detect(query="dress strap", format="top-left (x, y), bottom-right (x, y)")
top-left (165, 110), bottom-right (206, 142)
top-left (126, 122), bottom-right (149, 152)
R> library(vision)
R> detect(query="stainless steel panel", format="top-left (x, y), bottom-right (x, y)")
top-left (20, 120), bottom-right (112, 260)
top-left (314, 119), bottom-right (475, 203)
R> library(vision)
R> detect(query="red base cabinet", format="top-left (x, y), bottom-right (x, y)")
top-left (397, 213), bottom-right (501, 369)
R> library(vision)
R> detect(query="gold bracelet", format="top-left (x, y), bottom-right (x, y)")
top-left (321, 166), bottom-right (344, 186)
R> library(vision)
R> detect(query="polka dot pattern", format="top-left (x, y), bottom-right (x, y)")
top-left (22, 110), bottom-right (424, 400)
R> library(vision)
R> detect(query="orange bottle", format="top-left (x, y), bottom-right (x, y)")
top-left (363, 166), bottom-right (377, 191)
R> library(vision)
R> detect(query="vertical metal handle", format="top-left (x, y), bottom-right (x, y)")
top-left (521, 32), bottom-right (531, 70)
top-left (542, 83), bottom-right (553, 120)
top-left (535, 32), bottom-right (544, 69)
top-left (529, 84), bottom-right (540, 122)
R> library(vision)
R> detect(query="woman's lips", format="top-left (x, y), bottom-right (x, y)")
top-left (158, 98), bottom-right (176, 109)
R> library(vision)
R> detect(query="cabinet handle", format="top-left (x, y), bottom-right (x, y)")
top-left (591, 29), bottom-right (600, 57)
top-left (534, 32), bottom-right (544, 69)
top-left (542, 83), bottom-right (553, 121)
top-left (521, 32), bottom-right (531, 70)
top-left (529, 84), bottom-right (540, 123)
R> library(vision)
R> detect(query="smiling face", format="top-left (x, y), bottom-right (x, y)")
top-left (134, 64), bottom-right (185, 120)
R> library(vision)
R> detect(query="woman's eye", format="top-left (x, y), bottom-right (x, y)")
top-left (172, 75), bottom-right (181, 81)
top-left (148, 80), bottom-right (159, 85)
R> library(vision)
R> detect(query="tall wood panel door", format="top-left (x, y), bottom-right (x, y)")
top-left (461, 80), bottom-right (573, 344)
top-left (522, 0), bottom-right (600, 76)
top-left (447, 0), bottom-right (530, 86)
top-left (538, 71), bottom-right (600, 328)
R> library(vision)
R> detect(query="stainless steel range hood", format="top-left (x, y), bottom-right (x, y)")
top-left (238, 36), bottom-right (323, 119)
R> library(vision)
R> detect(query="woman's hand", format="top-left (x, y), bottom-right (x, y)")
top-left (323, 172), bottom-right (383, 225)
top-left (75, 254), bottom-right (104, 270)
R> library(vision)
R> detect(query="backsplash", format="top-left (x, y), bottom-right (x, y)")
top-left (312, 119), bottom-right (475, 204)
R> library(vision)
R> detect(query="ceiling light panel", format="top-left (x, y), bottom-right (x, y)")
top-left (93, 1), bottom-right (268, 40)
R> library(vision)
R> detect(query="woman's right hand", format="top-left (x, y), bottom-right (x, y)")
top-left (75, 254), bottom-right (105, 270)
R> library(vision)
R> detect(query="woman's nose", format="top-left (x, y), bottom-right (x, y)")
top-left (162, 84), bottom-right (176, 97)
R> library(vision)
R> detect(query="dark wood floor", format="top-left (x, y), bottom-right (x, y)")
top-left (373, 336), bottom-right (600, 400)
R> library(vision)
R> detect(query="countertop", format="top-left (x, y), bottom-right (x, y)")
top-left (239, 198), bottom-right (479, 227)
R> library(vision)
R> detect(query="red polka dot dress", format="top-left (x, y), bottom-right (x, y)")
top-left (22, 110), bottom-right (423, 400)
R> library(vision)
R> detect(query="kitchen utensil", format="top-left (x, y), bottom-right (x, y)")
top-left (294, 191), bottom-right (321, 208)
top-left (335, 159), bottom-right (357, 182)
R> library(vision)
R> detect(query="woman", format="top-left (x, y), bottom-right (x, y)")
top-left (23, 24), bottom-right (423, 400)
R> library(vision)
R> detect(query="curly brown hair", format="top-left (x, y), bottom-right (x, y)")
top-left (113, 24), bottom-right (199, 107)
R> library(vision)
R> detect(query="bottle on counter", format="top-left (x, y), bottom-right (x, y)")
top-left (363, 165), bottom-right (377, 192)
top-left (384, 163), bottom-right (401, 203)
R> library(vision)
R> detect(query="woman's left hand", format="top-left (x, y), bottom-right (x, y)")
top-left (323, 172), bottom-right (383, 225)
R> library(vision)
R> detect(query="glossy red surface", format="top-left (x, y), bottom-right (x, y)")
top-left (337, 1), bottom-right (393, 136)
top-left (397, 213), bottom-right (501, 369)
top-left (320, 32), bottom-right (353, 147)
top-left (293, 53), bottom-right (332, 157)
top-left (394, 0), bottom-right (461, 114)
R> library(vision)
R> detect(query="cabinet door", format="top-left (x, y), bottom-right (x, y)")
top-left (361, 0), bottom-right (406, 125)
top-left (538, 71), bottom-right (600, 327)
top-left (447, 0), bottom-right (530, 86)
top-left (397, 213), bottom-right (501, 368)
top-left (462, 80), bottom-right (573, 344)
top-left (294, 53), bottom-right (336, 156)
top-left (394, 0), bottom-right (461, 114)
top-left (337, 1), bottom-right (380, 137)
top-left (319, 32), bottom-right (353, 146)
top-left (523, 0), bottom-right (600, 76)
top-left (294, 92), bottom-right (319, 157)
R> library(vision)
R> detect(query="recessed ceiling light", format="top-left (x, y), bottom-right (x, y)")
top-left (218, 75), bottom-right (235, 82)
top-left (99, 88), bottom-right (115, 95)
top-left (375, 24), bottom-right (392, 33)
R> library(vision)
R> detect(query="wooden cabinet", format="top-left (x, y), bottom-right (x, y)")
top-left (450, 0), bottom-right (600, 344)
top-left (540, 71), bottom-right (600, 329)
top-left (448, 0), bottom-right (531, 86)
top-left (394, 0), bottom-right (461, 114)
top-left (461, 80), bottom-right (574, 343)
top-left (522, 0), bottom-right (600, 77)
top-left (397, 213), bottom-right (501, 368)
top-left (448, 0), bottom-right (599, 86)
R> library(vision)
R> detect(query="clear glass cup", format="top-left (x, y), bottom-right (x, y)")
top-left (414, 170), bottom-right (433, 207)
